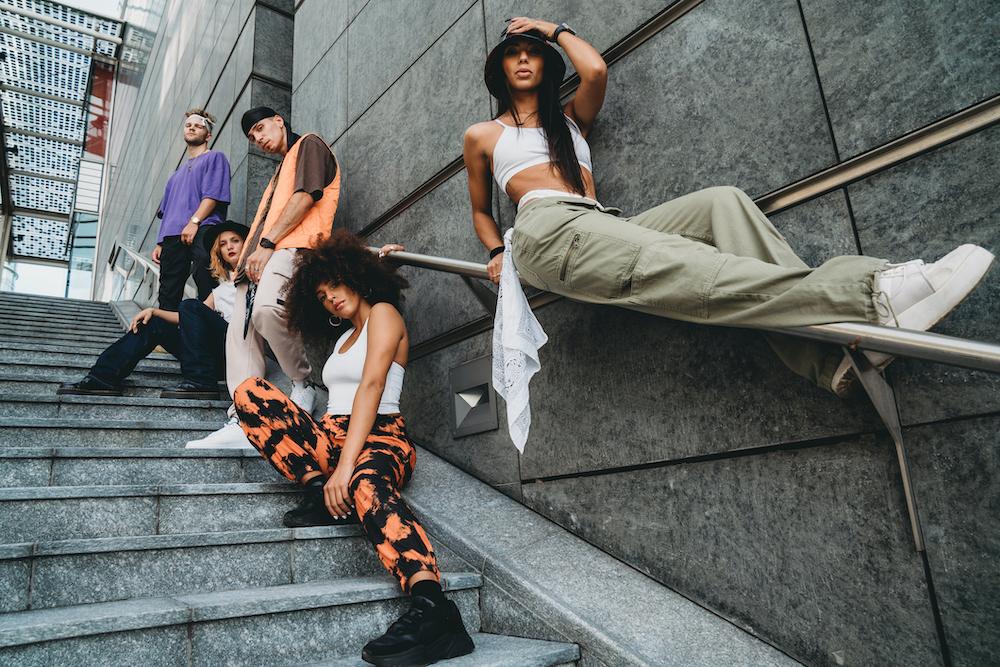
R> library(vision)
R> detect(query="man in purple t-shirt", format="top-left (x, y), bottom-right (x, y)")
top-left (153, 108), bottom-right (232, 311)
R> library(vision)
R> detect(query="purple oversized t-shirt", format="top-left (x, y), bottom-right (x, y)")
top-left (156, 150), bottom-right (231, 243)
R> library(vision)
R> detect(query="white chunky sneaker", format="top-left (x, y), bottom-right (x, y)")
top-left (289, 380), bottom-right (316, 414)
top-left (831, 244), bottom-right (994, 396)
top-left (185, 415), bottom-right (255, 450)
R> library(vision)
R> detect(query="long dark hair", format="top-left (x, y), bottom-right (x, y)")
top-left (284, 230), bottom-right (408, 348)
top-left (496, 51), bottom-right (586, 197)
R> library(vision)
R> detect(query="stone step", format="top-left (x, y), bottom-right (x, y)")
top-left (0, 482), bottom-right (300, 541)
top-left (0, 525), bottom-right (387, 611)
top-left (0, 316), bottom-right (123, 336)
top-left (1, 358), bottom-right (183, 384)
top-left (0, 307), bottom-right (120, 327)
top-left (0, 447), bottom-right (274, 487)
top-left (315, 633), bottom-right (580, 667)
top-left (0, 300), bottom-right (118, 317)
top-left (0, 293), bottom-right (112, 314)
top-left (0, 339), bottom-right (175, 362)
top-left (0, 417), bottom-right (221, 449)
top-left (0, 574), bottom-right (483, 665)
top-left (0, 372), bottom-right (194, 398)
top-left (0, 394), bottom-right (229, 422)
top-left (0, 327), bottom-right (124, 346)
top-left (0, 350), bottom-right (181, 373)
top-left (0, 350), bottom-right (181, 374)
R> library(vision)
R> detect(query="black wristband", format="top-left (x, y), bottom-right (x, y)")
top-left (489, 246), bottom-right (505, 259)
top-left (259, 237), bottom-right (276, 250)
top-left (551, 22), bottom-right (576, 42)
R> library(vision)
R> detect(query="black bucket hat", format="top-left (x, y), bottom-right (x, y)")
top-left (484, 28), bottom-right (566, 99)
top-left (202, 220), bottom-right (250, 253)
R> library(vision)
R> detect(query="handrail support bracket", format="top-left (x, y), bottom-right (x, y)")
top-left (844, 346), bottom-right (925, 553)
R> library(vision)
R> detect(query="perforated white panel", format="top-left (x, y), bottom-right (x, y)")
top-left (7, 132), bottom-right (80, 179)
top-left (10, 173), bottom-right (75, 213)
top-left (1, 90), bottom-right (85, 141)
top-left (10, 214), bottom-right (70, 260)
top-left (1, 1), bottom-right (123, 261)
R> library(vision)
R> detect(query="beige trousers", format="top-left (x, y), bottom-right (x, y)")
top-left (225, 248), bottom-right (310, 397)
top-left (511, 186), bottom-right (888, 389)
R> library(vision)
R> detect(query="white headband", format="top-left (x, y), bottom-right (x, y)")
top-left (186, 114), bottom-right (213, 133)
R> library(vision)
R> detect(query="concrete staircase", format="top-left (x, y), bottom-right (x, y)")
top-left (0, 292), bottom-right (579, 666)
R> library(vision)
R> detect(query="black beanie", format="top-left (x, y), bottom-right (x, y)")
top-left (241, 106), bottom-right (278, 136)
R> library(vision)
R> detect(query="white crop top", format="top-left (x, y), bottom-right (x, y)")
top-left (322, 318), bottom-right (405, 415)
top-left (491, 115), bottom-right (593, 193)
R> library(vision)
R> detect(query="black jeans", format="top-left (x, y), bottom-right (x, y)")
top-left (177, 298), bottom-right (228, 386)
top-left (158, 226), bottom-right (217, 311)
top-left (88, 299), bottom-right (227, 388)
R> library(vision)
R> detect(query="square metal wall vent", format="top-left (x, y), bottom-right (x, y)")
top-left (449, 355), bottom-right (498, 438)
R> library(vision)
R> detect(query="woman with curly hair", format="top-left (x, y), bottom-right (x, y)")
top-left (232, 230), bottom-right (475, 666)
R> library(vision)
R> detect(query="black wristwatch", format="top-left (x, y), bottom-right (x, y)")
top-left (489, 246), bottom-right (505, 259)
top-left (259, 237), bottom-right (276, 250)
top-left (551, 22), bottom-right (576, 42)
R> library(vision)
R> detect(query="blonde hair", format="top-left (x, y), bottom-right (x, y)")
top-left (208, 242), bottom-right (230, 282)
top-left (208, 229), bottom-right (244, 281)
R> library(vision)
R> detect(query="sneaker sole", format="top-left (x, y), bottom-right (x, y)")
top-left (361, 629), bottom-right (475, 666)
top-left (832, 244), bottom-right (994, 396)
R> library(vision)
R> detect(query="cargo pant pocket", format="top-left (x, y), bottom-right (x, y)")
top-left (560, 231), bottom-right (642, 300)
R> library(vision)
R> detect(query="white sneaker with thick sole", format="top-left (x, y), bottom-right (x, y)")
top-left (289, 380), bottom-right (316, 414)
top-left (831, 244), bottom-right (994, 396)
top-left (185, 415), bottom-right (255, 450)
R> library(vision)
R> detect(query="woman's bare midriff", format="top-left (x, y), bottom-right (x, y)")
top-left (502, 162), bottom-right (596, 204)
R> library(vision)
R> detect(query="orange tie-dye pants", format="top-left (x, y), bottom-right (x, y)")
top-left (233, 376), bottom-right (441, 592)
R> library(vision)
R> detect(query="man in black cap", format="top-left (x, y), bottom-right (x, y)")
top-left (190, 107), bottom-right (341, 448)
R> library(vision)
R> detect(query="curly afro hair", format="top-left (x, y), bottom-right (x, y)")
top-left (283, 229), bottom-right (409, 348)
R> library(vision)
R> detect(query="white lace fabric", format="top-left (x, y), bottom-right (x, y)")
top-left (492, 228), bottom-right (548, 453)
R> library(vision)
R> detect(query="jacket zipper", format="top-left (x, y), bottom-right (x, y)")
top-left (559, 234), bottom-right (581, 282)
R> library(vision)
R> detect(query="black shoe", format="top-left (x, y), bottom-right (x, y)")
top-left (57, 376), bottom-right (122, 396)
top-left (282, 479), bottom-right (357, 528)
top-left (361, 596), bottom-right (475, 666)
top-left (160, 381), bottom-right (221, 400)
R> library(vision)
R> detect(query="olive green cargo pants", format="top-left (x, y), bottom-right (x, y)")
top-left (511, 186), bottom-right (888, 390)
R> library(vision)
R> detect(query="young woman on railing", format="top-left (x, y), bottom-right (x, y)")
top-left (58, 222), bottom-right (247, 400)
top-left (464, 17), bottom-right (994, 396)
top-left (231, 230), bottom-right (474, 666)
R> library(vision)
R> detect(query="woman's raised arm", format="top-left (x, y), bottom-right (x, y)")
top-left (506, 17), bottom-right (607, 135)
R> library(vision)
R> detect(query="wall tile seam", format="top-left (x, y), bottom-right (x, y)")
top-left (291, 5), bottom-right (353, 93)
top-left (303, 0), bottom-right (480, 148)
top-left (516, 430), bottom-right (885, 486)
top-left (256, 0), bottom-right (294, 21)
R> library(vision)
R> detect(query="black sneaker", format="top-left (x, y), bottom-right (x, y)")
top-left (160, 381), bottom-right (221, 400)
top-left (361, 596), bottom-right (475, 666)
top-left (57, 376), bottom-right (122, 396)
top-left (282, 480), bottom-right (357, 528)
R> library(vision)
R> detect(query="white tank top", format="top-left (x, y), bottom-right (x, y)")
top-left (322, 318), bottom-right (405, 415)
top-left (491, 115), bottom-right (593, 194)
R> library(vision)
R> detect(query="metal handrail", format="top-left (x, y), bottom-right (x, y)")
top-left (114, 244), bottom-right (197, 302)
top-left (376, 247), bottom-right (1000, 375)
